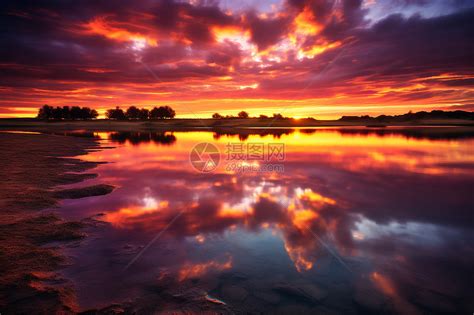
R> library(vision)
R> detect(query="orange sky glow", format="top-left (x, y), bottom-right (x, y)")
top-left (1, 0), bottom-right (473, 118)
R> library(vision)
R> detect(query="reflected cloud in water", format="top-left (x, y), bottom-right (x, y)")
top-left (59, 127), bottom-right (474, 313)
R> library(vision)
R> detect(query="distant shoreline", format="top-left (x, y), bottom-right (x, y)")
top-left (1, 118), bottom-right (474, 132)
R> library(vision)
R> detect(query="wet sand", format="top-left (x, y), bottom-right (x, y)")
top-left (0, 133), bottom-right (112, 313)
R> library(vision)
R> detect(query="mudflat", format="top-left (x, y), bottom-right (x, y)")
top-left (0, 132), bottom-right (112, 313)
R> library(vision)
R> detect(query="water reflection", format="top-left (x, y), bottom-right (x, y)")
top-left (109, 132), bottom-right (177, 146)
top-left (301, 126), bottom-right (474, 140)
top-left (39, 125), bottom-right (474, 142)
top-left (212, 128), bottom-right (294, 141)
top-left (60, 128), bottom-right (474, 313)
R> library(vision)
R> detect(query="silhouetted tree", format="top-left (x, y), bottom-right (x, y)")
top-left (70, 106), bottom-right (82, 119)
top-left (238, 111), bottom-right (249, 118)
top-left (212, 113), bottom-right (223, 119)
top-left (273, 113), bottom-right (284, 119)
top-left (79, 107), bottom-right (98, 120)
top-left (62, 106), bottom-right (71, 120)
top-left (37, 105), bottom-right (54, 120)
top-left (36, 105), bottom-right (97, 120)
top-left (259, 114), bottom-right (269, 119)
top-left (52, 106), bottom-right (63, 120)
top-left (138, 108), bottom-right (150, 120)
top-left (150, 106), bottom-right (176, 119)
top-left (106, 106), bottom-right (127, 120)
top-left (89, 108), bottom-right (99, 119)
top-left (149, 107), bottom-right (160, 119)
top-left (163, 106), bottom-right (176, 118)
top-left (126, 106), bottom-right (141, 119)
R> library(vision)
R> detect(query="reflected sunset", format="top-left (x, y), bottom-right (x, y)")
top-left (51, 128), bottom-right (474, 312)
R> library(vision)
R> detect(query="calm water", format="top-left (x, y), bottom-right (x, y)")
top-left (56, 127), bottom-right (474, 313)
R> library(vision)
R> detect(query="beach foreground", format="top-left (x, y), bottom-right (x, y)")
top-left (0, 133), bottom-right (115, 313)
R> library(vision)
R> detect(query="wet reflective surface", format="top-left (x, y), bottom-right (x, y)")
top-left (58, 127), bottom-right (474, 313)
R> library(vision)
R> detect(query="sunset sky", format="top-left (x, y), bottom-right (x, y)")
top-left (1, 0), bottom-right (473, 118)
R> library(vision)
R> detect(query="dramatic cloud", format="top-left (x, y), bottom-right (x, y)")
top-left (0, 0), bottom-right (473, 117)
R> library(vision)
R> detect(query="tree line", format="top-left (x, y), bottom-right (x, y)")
top-left (37, 105), bottom-right (99, 120)
top-left (36, 105), bottom-right (176, 120)
top-left (212, 111), bottom-right (289, 119)
top-left (106, 106), bottom-right (175, 120)
top-left (339, 110), bottom-right (474, 122)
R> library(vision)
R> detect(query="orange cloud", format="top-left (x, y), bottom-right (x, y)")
top-left (83, 17), bottom-right (158, 47)
top-left (178, 257), bottom-right (232, 281)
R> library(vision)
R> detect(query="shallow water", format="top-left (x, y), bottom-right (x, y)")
top-left (57, 127), bottom-right (474, 313)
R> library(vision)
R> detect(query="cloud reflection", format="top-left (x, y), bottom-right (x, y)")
top-left (62, 128), bottom-right (474, 312)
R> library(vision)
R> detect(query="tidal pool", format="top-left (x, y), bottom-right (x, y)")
top-left (56, 127), bottom-right (474, 313)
